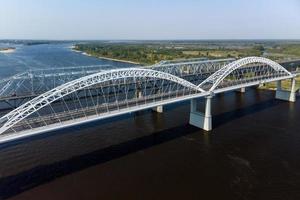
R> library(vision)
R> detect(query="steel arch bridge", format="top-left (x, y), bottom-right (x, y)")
top-left (0, 57), bottom-right (298, 143)
top-left (0, 58), bottom-right (233, 110)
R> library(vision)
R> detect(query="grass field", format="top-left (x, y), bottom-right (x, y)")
top-left (259, 76), bottom-right (300, 91)
top-left (74, 41), bottom-right (300, 91)
top-left (73, 41), bottom-right (269, 65)
top-left (74, 41), bottom-right (300, 65)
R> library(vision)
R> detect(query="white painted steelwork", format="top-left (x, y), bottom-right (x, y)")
top-left (0, 68), bottom-right (204, 135)
top-left (197, 57), bottom-right (293, 91)
top-left (0, 57), bottom-right (298, 143)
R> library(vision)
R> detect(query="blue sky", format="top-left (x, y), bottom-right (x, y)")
top-left (0, 0), bottom-right (300, 40)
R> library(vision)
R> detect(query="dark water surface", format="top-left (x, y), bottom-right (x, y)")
top-left (0, 89), bottom-right (299, 200)
top-left (0, 43), bottom-right (300, 200)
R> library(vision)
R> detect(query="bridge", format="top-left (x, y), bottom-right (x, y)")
top-left (0, 58), bottom-right (234, 110)
top-left (0, 57), bottom-right (299, 144)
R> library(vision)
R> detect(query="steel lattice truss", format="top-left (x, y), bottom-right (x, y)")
top-left (198, 57), bottom-right (292, 91)
top-left (0, 65), bottom-right (114, 97)
top-left (151, 58), bottom-right (234, 78)
top-left (0, 58), bottom-right (233, 110)
top-left (0, 58), bottom-right (232, 98)
top-left (0, 57), bottom-right (297, 140)
top-left (0, 68), bottom-right (205, 135)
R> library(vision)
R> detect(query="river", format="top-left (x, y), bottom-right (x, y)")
top-left (0, 42), bottom-right (135, 78)
top-left (0, 43), bottom-right (300, 200)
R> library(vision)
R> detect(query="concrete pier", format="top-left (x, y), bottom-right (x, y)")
top-left (236, 87), bottom-right (246, 93)
top-left (275, 79), bottom-right (296, 102)
top-left (152, 105), bottom-right (163, 113)
top-left (189, 96), bottom-right (212, 131)
top-left (136, 91), bottom-right (143, 99)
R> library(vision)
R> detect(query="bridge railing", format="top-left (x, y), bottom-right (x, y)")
top-left (0, 57), bottom-right (299, 142)
top-left (0, 59), bottom-right (233, 111)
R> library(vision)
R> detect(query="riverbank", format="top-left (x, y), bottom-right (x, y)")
top-left (71, 46), bottom-right (140, 65)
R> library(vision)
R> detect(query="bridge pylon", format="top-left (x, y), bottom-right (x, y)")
top-left (152, 105), bottom-right (163, 113)
top-left (236, 87), bottom-right (246, 93)
top-left (275, 78), bottom-right (297, 102)
top-left (189, 96), bottom-right (212, 131)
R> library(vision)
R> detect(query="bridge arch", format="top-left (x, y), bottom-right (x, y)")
top-left (0, 68), bottom-right (205, 135)
top-left (197, 57), bottom-right (293, 92)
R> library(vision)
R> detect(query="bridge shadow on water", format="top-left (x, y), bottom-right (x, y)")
top-left (0, 90), bottom-right (289, 199)
top-left (0, 124), bottom-right (199, 199)
top-left (213, 98), bottom-right (285, 128)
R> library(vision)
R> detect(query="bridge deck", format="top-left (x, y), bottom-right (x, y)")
top-left (0, 57), bottom-right (299, 143)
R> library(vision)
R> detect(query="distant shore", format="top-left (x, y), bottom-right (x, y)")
top-left (96, 56), bottom-right (140, 65)
top-left (70, 46), bottom-right (140, 65)
top-left (0, 47), bottom-right (16, 53)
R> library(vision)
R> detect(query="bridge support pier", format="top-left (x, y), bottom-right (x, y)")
top-left (275, 79), bottom-right (296, 102)
top-left (152, 105), bottom-right (163, 113)
top-left (189, 96), bottom-right (212, 131)
top-left (236, 87), bottom-right (246, 93)
top-left (137, 91), bottom-right (143, 99)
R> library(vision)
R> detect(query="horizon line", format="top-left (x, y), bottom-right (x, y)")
top-left (1, 38), bottom-right (300, 42)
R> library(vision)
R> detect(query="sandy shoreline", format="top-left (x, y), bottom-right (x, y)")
top-left (71, 47), bottom-right (140, 65)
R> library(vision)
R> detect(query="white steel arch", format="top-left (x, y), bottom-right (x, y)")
top-left (197, 57), bottom-right (293, 92)
top-left (0, 68), bottom-right (205, 135)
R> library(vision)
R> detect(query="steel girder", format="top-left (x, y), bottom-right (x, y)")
top-left (197, 57), bottom-right (293, 91)
top-left (0, 68), bottom-right (204, 135)
top-left (0, 65), bottom-right (113, 98)
top-left (0, 57), bottom-right (297, 136)
top-left (0, 59), bottom-right (233, 100)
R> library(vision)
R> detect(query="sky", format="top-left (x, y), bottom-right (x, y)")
top-left (0, 0), bottom-right (300, 40)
